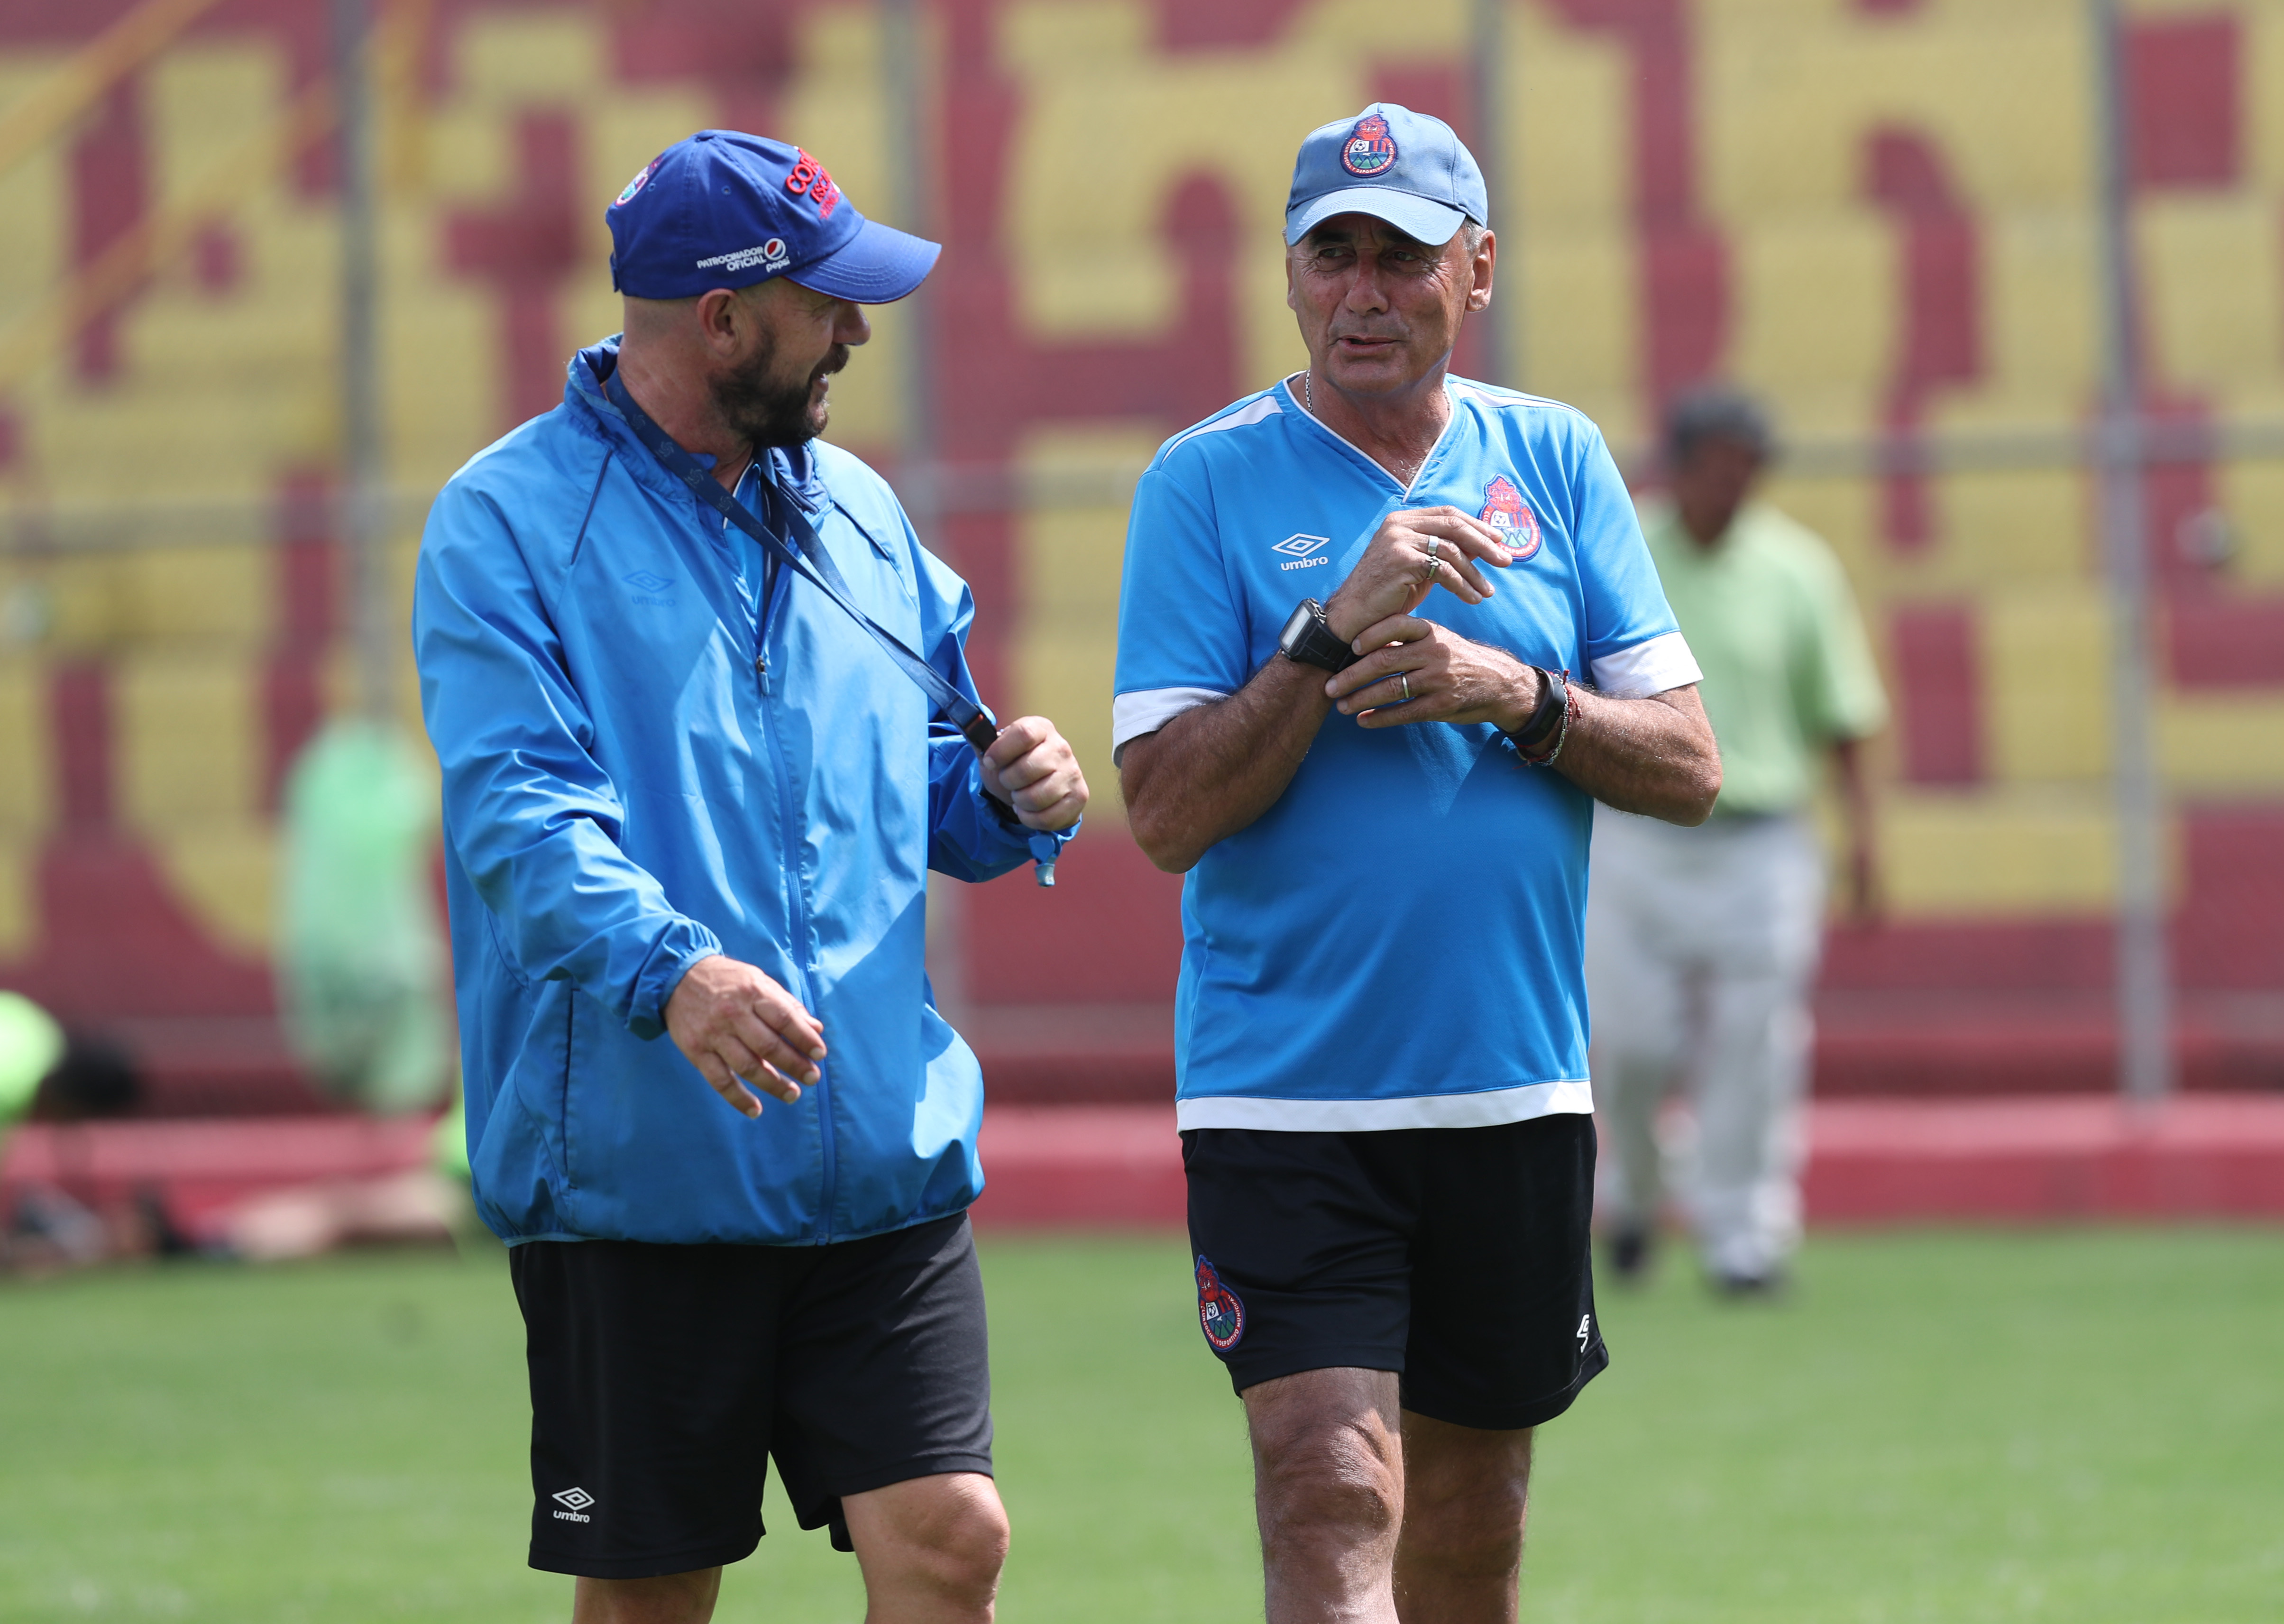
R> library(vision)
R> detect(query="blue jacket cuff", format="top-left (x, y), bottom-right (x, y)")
top-left (629, 924), bottom-right (725, 1039)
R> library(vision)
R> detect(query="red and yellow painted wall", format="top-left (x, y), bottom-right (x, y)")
top-left (0, 0), bottom-right (2279, 1103)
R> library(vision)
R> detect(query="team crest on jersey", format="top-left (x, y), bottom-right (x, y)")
top-left (1342, 113), bottom-right (1398, 178)
top-left (1480, 475), bottom-right (1541, 560)
top-left (1195, 1256), bottom-right (1246, 1351)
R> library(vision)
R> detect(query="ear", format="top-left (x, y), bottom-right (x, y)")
top-left (693, 286), bottom-right (748, 359)
top-left (1465, 228), bottom-right (1495, 313)
top-left (1284, 251), bottom-right (1299, 312)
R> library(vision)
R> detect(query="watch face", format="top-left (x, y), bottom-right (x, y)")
top-left (1279, 599), bottom-right (1316, 652)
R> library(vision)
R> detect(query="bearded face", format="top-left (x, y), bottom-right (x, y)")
top-left (710, 330), bottom-right (851, 451)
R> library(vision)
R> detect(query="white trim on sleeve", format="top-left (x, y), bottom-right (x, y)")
top-left (1111, 687), bottom-right (1229, 764)
top-left (1588, 631), bottom-right (1702, 699)
top-left (1174, 1077), bottom-right (1594, 1132)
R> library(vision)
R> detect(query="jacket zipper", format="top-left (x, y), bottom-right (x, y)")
top-left (752, 521), bottom-right (835, 1243)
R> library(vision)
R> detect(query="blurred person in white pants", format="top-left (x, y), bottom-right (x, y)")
top-left (1587, 388), bottom-right (1888, 1294)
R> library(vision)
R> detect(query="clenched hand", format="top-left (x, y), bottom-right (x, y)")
top-left (981, 716), bottom-right (1089, 831)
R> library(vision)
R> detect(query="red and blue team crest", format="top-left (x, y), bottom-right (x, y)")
top-left (614, 158), bottom-right (660, 207)
top-left (1195, 1256), bottom-right (1246, 1351)
top-left (1342, 113), bottom-right (1398, 178)
top-left (1480, 475), bottom-right (1541, 560)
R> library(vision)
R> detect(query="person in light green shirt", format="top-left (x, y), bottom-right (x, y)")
top-left (1587, 388), bottom-right (1888, 1293)
top-left (0, 990), bottom-right (66, 1143)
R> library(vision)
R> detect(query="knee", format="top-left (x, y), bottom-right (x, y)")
top-left (1254, 1417), bottom-right (1403, 1548)
top-left (895, 1479), bottom-right (1010, 1608)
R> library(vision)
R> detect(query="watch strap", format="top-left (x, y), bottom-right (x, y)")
top-left (1282, 600), bottom-right (1361, 672)
top-left (1511, 668), bottom-right (1570, 760)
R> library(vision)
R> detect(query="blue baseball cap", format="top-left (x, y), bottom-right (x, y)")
top-left (1284, 104), bottom-right (1487, 247)
top-left (606, 129), bottom-right (940, 303)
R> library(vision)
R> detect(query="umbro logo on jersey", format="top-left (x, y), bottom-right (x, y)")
top-left (623, 570), bottom-right (674, 592)
top-left (1272, 533), bottom-right (1330, 572)
top-left (551, 1487), bottom-right (595, 1523)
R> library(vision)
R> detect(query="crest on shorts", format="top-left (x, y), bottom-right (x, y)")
top-left (1480, 475), bottom-right (1541, 560)
top-left (1195, 1256), bottom-right (1246, 1351)
top-left (1342, 113), bottom-right (1398, 178)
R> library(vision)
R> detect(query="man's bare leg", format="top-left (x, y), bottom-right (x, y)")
top-left (844, 1471), bottom-right (1010, 1624)
top-left (1244, 1367), bottom-right (1406, 1624)
top-left (1391, 1412), bottom-right (1534, 1624)
top-left (565, 1473), bottom-right (1004, 1624)
top-left (572, 1567), bottom-right (721, 1624)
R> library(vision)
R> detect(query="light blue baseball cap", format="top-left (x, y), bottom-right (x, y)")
top-left (1284, 103), bottom-right (1487, 247)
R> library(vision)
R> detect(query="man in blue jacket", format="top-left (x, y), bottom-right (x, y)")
top-left (414, 130), bottom-right (1086, 1624)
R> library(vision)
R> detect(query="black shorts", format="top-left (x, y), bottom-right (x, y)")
top-left (510, 1212), bottom-right (992, 1579)
top-left (1183, 1113), bottom-right (1608, 1431)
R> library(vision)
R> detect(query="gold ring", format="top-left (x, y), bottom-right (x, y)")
top-left (1400, 673), bottom-right (1413, 702)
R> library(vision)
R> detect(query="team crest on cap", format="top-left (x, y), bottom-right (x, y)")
top-left (1480, 475), bottom-right (1541, 560)
top-left (614, 160), bottom-right (659, 207)
top-left (1342, 112), bottom-right (1398, 178)
top-left (1195, 1256), bottom-right (1246, 1351)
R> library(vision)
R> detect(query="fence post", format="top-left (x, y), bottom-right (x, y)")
top-left (331, 0), bottom-right (392, 724)
top-left (1470, 0), bottom-right (1513, 388)
top-left (2087, 0), bottom-right (2174, 1102)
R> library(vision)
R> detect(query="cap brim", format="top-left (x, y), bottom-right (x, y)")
top-left (790, 215), bottom-right (942, 303)
top-left (1284, 188), bottom-right (1468, 248)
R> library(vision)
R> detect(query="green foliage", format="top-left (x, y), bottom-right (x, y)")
top-left (1, 1229), bottom-right (2278, 1623)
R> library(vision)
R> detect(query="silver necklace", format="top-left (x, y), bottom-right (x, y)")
top-left (1305, 369), bottom-right (1424, 483)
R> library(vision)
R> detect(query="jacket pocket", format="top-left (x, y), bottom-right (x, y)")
top-left (559, 985), bottom-right (580, 1193)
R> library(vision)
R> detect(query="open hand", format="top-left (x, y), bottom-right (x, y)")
top-left (664, 954), bottom-right (826, 1119)
top-left (982, 716), bottom-right (1089, 831)
top-left (1324, 507), bottom-right (1513, 642)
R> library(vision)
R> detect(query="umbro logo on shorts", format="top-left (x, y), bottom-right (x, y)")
top-left (1272, 533), bottom-right (1330, 573)
top-left (551, 1486), bottom-right (595, 1523)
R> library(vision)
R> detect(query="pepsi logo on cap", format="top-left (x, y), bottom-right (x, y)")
top-left (1342, 112), bottom-right (1398, 178)
top-left (1480, 475), bottom-right (1541, 560)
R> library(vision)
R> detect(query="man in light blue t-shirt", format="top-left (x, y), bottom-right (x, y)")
top-left (1114, 105), bottom-right (1721, 1621)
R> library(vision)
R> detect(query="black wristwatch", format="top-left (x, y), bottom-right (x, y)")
top-left (1278, 598), bottom-right (1360, 672)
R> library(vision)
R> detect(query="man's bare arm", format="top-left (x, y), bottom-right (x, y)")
top-left (1831, 735), bottom-right (1880, 922)
top-left (1552, 684), bottom-right (1722, 822)
top-left (1325, 615), bottom-right (1721, 824)
top-left (1123, 505), bottom-right (1519, 873)
top-left (1121, 657), bottom-right (1330, 873)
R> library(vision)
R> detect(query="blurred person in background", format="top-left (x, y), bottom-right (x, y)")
top-left (0, 1000), bottom-right (165, 1270)
top-left (1588, 386), bottom-right (1889, 1296)
top-left (0, 989), bottom-right (65, 1147)
top-left (1117, 105), bottom-right (1719, 1624)
top-left (415, 130), bottom-right (1086, 1624)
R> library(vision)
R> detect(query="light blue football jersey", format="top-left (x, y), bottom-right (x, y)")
top-left (1113, 376), bottom-right (1699, 1130)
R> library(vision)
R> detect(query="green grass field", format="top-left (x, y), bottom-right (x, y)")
top-left (5, 1228), bottom-right (2280, 1623)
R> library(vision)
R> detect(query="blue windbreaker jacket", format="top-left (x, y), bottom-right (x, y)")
top-left (414, 339), bottom-right (1070, 1246)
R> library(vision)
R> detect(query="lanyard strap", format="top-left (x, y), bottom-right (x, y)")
top-left (601, 366), bottom-right (1060, 885)
top-left (602, 366), bottom-right (1000, 756)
